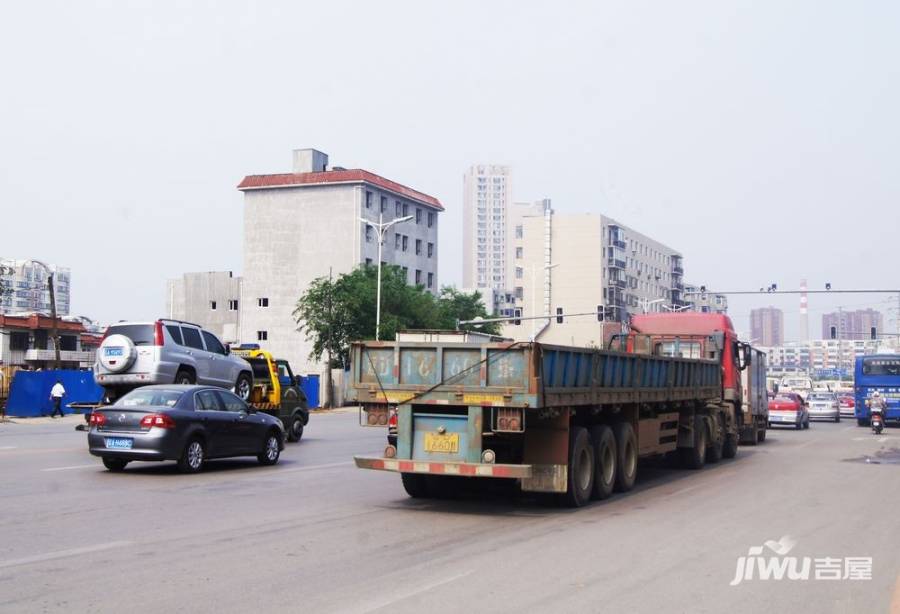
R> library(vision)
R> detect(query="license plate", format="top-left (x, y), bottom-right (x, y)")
top-left (104, 347), bottom-right (124, 357)
top-left (424, 432), bottom-right (459, 453)
top-left (104, 437), bottom-right (133, 450)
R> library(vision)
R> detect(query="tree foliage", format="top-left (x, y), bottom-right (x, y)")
top-left (293, 265), bottom-right (499, 367)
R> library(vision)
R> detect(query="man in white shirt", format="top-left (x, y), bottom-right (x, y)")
top-left (50, 380), bottom-right (66, 418)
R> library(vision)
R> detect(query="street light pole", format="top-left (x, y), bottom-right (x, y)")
top-left (360, 212), bottom-right (413, 341)
top-left (21, 260), bottom-right (60, 370)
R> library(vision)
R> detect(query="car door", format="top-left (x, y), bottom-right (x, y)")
top-left (193, 389), bottom-right (237, 457)
top-left (180, 325), bottom-right (212, 385)
top-left (202, 330), bottom-right (231, 387)
top-left (217, 390), bottom-right (267, 454)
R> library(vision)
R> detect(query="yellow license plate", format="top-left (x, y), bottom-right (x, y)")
top-left (424, 432), bottom-right (459, 453)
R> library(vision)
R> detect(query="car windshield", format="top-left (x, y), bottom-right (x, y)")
top-left (773, 396), bottom-right (796, 404)
top-left (106, 324), bottom-right (154, 346)
top-left (117, 389), bottom-right (183, 408)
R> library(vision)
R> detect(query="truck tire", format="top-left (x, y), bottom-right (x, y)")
top-left (613, 422), bottom-right (637, 492)
top-left (590, 425), bottom-right (617, 500)
top-left (706, 415), bottom-right (724, 463)
top-left (286, 415), bottom-right (304, 442)
top-left (722, 421), bottom-right (739, 459)
top-left (680, 415), bottom-right (707, 470)
top-left (563, 427), bottom-right (594, 508)
top-left (401, 473), bottom-right (430, 498)
top-left (757, 424), bottom-right (767, 443)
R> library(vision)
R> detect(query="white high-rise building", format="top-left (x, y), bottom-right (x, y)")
top-left (0, 258), bottom-right (71, 316)
top-left (462, 164), bottom-right (511, 300)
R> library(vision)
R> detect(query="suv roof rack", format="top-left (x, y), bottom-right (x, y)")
top-left (158, 318), bottom-right (203, 328)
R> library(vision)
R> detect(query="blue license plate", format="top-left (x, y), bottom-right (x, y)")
top-left (104, 437), bottom-right (133, 450)
top-left (104, 347), bottom-right (124, 357)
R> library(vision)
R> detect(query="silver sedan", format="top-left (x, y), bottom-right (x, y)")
top-left (807, 392), bottom-right (840, 423)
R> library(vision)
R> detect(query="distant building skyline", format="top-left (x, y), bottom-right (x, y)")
top-left (0, 258), bottom-right (71, 316)
top-left (750, 306), bottom-right (784, 346)
top-left (822, 309), bottom-right (883, 341)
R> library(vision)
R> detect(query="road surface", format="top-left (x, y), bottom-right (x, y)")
top-left (0, 412), bottom-right (897, 613)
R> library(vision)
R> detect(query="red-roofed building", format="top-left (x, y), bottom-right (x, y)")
top-left (235, 148), bottom-right (442, 373)
top-left (0, 313), bottom-right (96, 369)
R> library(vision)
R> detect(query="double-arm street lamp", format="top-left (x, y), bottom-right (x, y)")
top-left (359, 212), bottom-right (413, 341)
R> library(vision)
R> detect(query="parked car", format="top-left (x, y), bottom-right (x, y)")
top-left (768, 392), bottom-right (809, 430)
top-left (838, 395), bottom-right (856, 418)
top-left (94, 319), bottom-right (253, 402)
top-left (807, 392), bottom-right (840, 423)
top-left (87, 385), bottom-right (284, 472)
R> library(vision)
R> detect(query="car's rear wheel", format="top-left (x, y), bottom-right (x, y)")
top-left (178, 438), bottom-right (205, 473)
top-left (258, 432), bottom-right (281, 465)
top-left (235, 373), bottom-right (252, 401)
top-left (287, 416), bottom-right (304, 442)
top-left (175, 369), bottom-right (195, 385)
top-left (102, 457), bottom-right (128, 472)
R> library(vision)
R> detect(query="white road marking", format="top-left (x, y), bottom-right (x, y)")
top-left (41, 463), bottom-right (98, 472)
top-left (279, 461), bottom-right (353, 474)
top-left (354, 569), bottom-right (475, 614)
top-left (0, 541), bottom-right (132, 570)
top-left (852, 436), bottom-right (896, 442)
top-left (0, 446), bottom-right (17, 450)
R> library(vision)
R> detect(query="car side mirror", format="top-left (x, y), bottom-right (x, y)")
top-left (246, 405), bottom-right (257, 414)
top-left (224, 344), bottom-right (231, 355)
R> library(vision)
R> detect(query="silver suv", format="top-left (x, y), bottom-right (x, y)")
top-left (94, 319), bottom-right (253, 402)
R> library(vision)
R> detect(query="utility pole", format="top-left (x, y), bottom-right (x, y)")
top-left (324, 267), bottom-right (334, 409)
top-left (22, 260), bottom-right (60, 370)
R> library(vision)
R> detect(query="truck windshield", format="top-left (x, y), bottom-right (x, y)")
top-left (656, 341), bottom-right (702, 359)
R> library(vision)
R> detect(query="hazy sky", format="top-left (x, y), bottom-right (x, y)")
top-left (2, 1), bottom-right (898, 341)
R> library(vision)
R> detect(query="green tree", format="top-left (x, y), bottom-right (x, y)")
top-left (436, 287), bottom-right (501, 334)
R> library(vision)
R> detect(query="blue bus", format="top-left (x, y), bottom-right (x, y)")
top-left (854, 354), bottom-right (900, 425)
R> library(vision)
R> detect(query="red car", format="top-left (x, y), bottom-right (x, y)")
top-left (838, 395), bottom-right (855, 418)
top-left (768, 392), bottom-right (810, 430)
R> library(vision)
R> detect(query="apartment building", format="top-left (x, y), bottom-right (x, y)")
top-left (508, 211), bottom-right (684, 347)
top-left (821, 309), bottom-right (884, 340)
top-left (0, 258), bottom-right (71, 315)
top-left (761, 339), bottom-right (883, 377)
top-left (236, 149), bottom-right (442, 373)
top-left (683, 283), bottom-right (728, 314)
top-left (166, 271), bottom-right (242, 343)
top-left (750, 307), bottom-right (784, 347)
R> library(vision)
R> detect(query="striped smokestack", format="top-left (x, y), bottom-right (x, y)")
top-left (800, 279), bottom-right (809, 342)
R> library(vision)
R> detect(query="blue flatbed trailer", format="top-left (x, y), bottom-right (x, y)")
top-left (350, 336), bottom-right (733, 507)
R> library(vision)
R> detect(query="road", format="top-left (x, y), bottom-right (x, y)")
top-left (0, 412), bottom-right (898, 613)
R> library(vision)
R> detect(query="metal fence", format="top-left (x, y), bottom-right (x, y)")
top-left (5, 369), bottom-right (103, 418)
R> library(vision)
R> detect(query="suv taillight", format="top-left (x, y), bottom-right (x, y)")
top-left (153, 321), bottom-right (164, 346)
top-left (89, 411), bottom-right (107, 426)
top-left (388, 409), bottom-right (398, 428)
top-left (140, 413), bottom-right (176, 429)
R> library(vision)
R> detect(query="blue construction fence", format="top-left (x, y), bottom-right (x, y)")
top-left (300, 374), bottom-right (320, 409)
top-left (5, 370), bottom-right (104, 418)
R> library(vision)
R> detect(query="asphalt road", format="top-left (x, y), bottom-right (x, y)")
top-left (0, 412), bottom-right (898, 614)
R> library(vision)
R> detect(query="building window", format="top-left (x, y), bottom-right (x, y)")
top-left (515, 225), bottom-right (523, 239)
top-left (427, 272), bottom-right (434, 288)
top-left (365, 225), bottom-right (373, 242)
top-left (210, 301), bottom-right (217, 310)
top-left (380, 196), bottom-right (387, 213)
top-left (427, 242), bottom-right (434, 258)
top-left (427, 211), bottom-right (434, 228)
top-left (515, 286), bottom-right (523, 299)
top-left (402, 203), bottom-right (409, 216)
top-left (415, 208), bottom-right (422, 224)
top-left (415, 239), bottom-right (422, 255)
top-left (228, 299), bottom-right (238, 311)
top-left (257, 330), bottom-right (268, 341)
top-left (515, 267), bottom-right (523, 279)
top-left (415, 269), bottom-right (422, 285)
top-left (515, 247), bottom-right (523, 259)
top-left (395, 200), bottom-right (402, 216)
top-left (394, 233), bottom-right (401, 249)
top-left (402, 266), bottom-right (409, 280)
top-left (402, 235), bottom-right (409, 252)
top-left (258, 297), bottom-right (269, 307)
top-left (365, 191), bottom-right (372, 209)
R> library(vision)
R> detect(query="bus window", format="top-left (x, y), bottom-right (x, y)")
top-left (862, 358), bottom-right (900, 376)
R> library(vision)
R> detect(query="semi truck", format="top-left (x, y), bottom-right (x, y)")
top-left (350, 313), bottom-right (766, 507)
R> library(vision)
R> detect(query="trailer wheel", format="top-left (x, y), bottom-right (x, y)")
top-left (680, 415), bottom-right (707, 470)
top-left (401, 473), bottom-right (431, 498)
top-left (563, 427), bottom-right (594, 508)
top-left (706, 415), bottom-right (724, 463)
top-left (590, 425), bottom-right (617, 500)
top-left (613, 422), bottom-right (637, 492)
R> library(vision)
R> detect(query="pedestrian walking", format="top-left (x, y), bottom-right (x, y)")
top-left (50, 380), bottom-right (66, 418)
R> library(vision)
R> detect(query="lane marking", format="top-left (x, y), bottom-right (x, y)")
top-left (41, 464), bottom-right (98, 472)
top-left (0, 446), bottom-right (17, 450)
top-left (0, 541), bottom-right (132, 570)
top-left (354, 569), bottom-right (475, 614)
top-left (278, 461), bottom-right (353, 475)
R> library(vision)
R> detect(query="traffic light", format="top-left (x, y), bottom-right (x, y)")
top-left (513, 308), bottom-right (521, 326)
top-left (830, 326), bottom-right (837, 340)
top-left (871, 327), bottom-right (877, 340)
top-left (597, 305), bottom-right (604, 321)
top-left (556, 307), bottom-right (564, 324)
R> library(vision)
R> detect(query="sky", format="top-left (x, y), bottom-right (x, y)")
top-left (2, 0), bottom-right (898, 342)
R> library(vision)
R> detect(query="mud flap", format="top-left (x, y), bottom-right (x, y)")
top-left (521, 410), bottom-right (569, 493)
